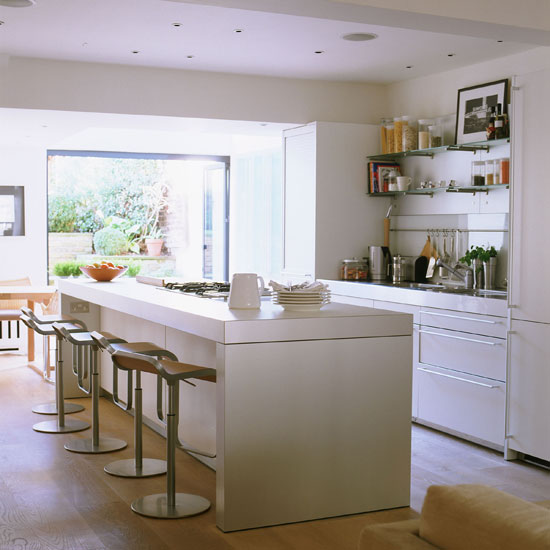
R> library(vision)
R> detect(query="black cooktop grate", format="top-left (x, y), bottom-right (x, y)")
top-left (163, 281), bottom-right (230, 295)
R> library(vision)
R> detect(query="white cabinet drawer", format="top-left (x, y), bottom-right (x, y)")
top-left (373, 300), bottom-right (420, 323)
top-left (417, 365), bottom-right (505, 447)
top-left (333, 295), bottom-right (374, 308)
top-left (420, 307), bottom-right (506, 339)
top-left (419, 327), bottom-right (505, 381)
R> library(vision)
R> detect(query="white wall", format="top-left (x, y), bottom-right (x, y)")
top-left (0, 56), bottom-right (387, 125)
top-left (0, 146), bottom-right (47, 285)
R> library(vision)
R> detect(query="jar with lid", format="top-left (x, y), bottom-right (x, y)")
top-left (394, 116), bottom-right (403, 153)
top-left (380, 118), bottom-right (389, 154)
top-left (500, 158), bottom-right (510, 184)
top-left (402, 116), bottom-right (418, 151)
top-left (485, 160), bottom-right (495, 185)
top-left (428, 123), bottom-right (443, 148)
top-left (385, 122), bottom-right (395, 154)
top-left (340, 257), bottom-right (368, 281)
top-left (418, 119), bottom-right (432, 149)
top-left (472, 160), bottom-right (485, 186)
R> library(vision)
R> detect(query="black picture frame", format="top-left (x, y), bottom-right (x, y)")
top-left (455, 79), bottom-right (509, 144)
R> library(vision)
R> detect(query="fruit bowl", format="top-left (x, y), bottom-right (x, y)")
top-left (80, 264), bottom-right (128, 282)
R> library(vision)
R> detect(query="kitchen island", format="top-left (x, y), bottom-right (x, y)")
top-left (59, 278), bottom-right (413, 532)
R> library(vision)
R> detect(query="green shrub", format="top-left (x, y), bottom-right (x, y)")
top-left (52, 261), bottom-right (85, 277)
top-left (49, 195), bottom-right (77, 232)
top-left (124, 261), bottom-right (142, 278)
top-left (93, 227), bottom-right (128, 256)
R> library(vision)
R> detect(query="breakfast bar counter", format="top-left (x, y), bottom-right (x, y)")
top-left (59, 278), bottom-right (413, 532)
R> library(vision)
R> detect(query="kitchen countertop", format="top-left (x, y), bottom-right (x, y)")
top-left (322, 279), bottom-right (508, 317)
top-left (59, 278), bottom-right (412, 344)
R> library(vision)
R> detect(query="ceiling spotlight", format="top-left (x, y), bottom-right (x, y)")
top-left (233, 28), bottom-right (243, 33)
top-left (0, 20), bottom-right (4, 24)
top-left (186, 55), bottom-right (194, 59)
top-left (342, 32), bottom-right (378, 42)
top-left (447, 53), bottom-right (455, 57)
top-left (132, 50), bottom-right (139, 54)
top-left (405, 65), bottom-right (413, 69)
top-left (497, 40), bottom-right (503, 43)
top-left (0, 0), bottom-right (35, 6)
top-left (172, 22), bottom-right (182, 27)
top-left (314, 50), bottom-right (324, 54)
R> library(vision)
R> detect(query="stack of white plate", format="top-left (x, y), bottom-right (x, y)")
top-left (272, 289), bottom-right (331, 311)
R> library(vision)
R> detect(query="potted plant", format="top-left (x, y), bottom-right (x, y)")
top-left (460, 245), bottom-right (498, 290)
top-left (459, 245), bottom-right (483, 289)
top-left (144, 226), bottom-right (164, 256)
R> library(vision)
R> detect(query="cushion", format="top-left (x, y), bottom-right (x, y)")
top-left (420, 484), bottom-right (550, 550)
top-left (359, 519), bottom-right (437, 549)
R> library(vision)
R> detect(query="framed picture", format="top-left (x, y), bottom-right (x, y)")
top-left (454, 79), bottom-right (509, 144)
top-left (0, 186), bottom-right (25, 236)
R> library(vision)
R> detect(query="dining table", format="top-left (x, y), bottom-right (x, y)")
top-left (0, 286), bottom-right (56, 361)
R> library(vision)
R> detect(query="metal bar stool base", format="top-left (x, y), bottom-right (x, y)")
top-left (104, 458), bottom-right (167, 478)
top-left (64, 437), bottom-right (127, 454)
top-left (32, 401), bottom-right (85, 415)
top-left (131, 493), bottom-right (210, 519)
top-left (33, 418), bottom-right (90, 434)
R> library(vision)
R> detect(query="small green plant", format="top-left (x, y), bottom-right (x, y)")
top-left (52, 261), bottom-right (85, 277)
top-left (93, 227), bottom-right (128, 256)
top-left (460, 245), bottom-right (497, 269)
top-left (124, 261), bottom-right (142, 277)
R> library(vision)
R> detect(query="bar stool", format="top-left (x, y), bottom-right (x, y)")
top-left (20, 314), bottom-right (90, 434)
top-left (20, 306), bottom-right (87, 415)
top-left (112, 349), bottom-right (216, 519)
top-left (91, 331), bottom-right (177, 478)
top-left (52, 323), bottom-right (127, 454)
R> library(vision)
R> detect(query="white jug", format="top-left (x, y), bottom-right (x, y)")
top-left (228, 273), bottom-right (265, 309)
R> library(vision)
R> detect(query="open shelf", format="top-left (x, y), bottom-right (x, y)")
top-left (368, 184), bottom-right (509, 198)
top-left (367, 138), bottom-right (510, 162)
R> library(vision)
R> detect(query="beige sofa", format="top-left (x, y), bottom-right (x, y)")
top-left (359, 484), bottom-right (550, 550)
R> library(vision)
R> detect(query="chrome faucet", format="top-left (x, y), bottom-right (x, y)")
top-left (435, 258), bottom-right (473, 289)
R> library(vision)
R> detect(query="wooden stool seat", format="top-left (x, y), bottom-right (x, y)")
top-left (52, 323), bottom-right (126, 454)
top-left (112, 349), bottom-right (216, 519)
top-left (20, 314), bottom-right (89, 419)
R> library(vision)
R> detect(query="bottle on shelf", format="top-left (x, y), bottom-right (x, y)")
top-left (494, 104), bottom-right (506, 140)
top-left (428, 122), bottom-right (443, 148)
top-left (418, 119), bottom-right (432, 149)
top-left (472, 160), bottom-right (486, 186)
top-left (402, 116), bottom-right (418, 151)
top-left (486, 106), bottom-right (496, 140)
top-left (500, 158), bottom-right (510, 185)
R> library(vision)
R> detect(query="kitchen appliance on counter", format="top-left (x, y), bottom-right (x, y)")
top-left (369, 246), bottom-right (391, 281)
top-left (392, 255), bottom-right (414, 284)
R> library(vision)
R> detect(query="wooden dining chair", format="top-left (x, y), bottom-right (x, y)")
top-left (0, 277), bottom-right (31, 358)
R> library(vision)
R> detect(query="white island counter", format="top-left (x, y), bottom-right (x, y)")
top-left (59, 278), bottom-right (413, 532)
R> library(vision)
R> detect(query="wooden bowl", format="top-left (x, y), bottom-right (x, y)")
top-left (80, 266), bottom-right (128, 282)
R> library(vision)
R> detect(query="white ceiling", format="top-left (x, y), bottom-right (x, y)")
top-left (0, 0), bottom-right (538, 84)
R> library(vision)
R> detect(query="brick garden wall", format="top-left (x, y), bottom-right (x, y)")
top-left (48, 232), bottom-right (93, 272)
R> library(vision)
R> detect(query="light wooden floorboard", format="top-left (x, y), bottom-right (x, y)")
top-left (1, 352), bottom-right (550, 549)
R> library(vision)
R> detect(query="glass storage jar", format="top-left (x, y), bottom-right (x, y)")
top-left (428, 123), bottom-right (443, 148)
top-left (500, 158), bottom-right (510, 184)
top-left (402, 116), bottom-right (418, 151)
top-left (472, 160), bottom-right (485, 186)
top-left (385, 123), bottom-right (395, 154)
top-left (485, 160), bottom-right (495, 185)
top-left (418, 119), bottom-right (432, 149)
top-left (340, 258), bottom-right (368, 281)
top-left (380, 118), bottom-right (389, 154)
top-left (394, 116), bottom-right (403, 153)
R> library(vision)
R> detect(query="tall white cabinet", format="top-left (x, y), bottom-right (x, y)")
top-left (282, 121), bottom-right (381, 281)
top-left (507, 67), bottom-right (550, 461)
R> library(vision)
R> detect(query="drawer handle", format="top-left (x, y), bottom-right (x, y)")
top-left (422, 311), bottom-right (499, 324)
top-left (419, 329), bottom-right (499, 346)
top-left (418, 367), bottom-right (499, 388)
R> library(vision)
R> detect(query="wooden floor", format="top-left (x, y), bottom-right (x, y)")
top-left (1, 353), bottom-right (550, 550)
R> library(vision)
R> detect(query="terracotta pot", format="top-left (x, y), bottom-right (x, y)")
top-left (145, 238), bottom-right (163, 257)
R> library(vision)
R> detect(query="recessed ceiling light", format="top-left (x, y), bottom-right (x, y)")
top-left (447, 53), bottom-right (455, 57)
top-left (233, 28), bottom-right (243, 33)
top-left (132, 50), bottom-right (139, 54)
top-left (0, 20), bottom-right (4, 24)
top-left (497, 40), bottom-right (503, 43)
top-left (314, 50), bottom-right (324, 54)
top-left (0, 0), bottom-right (35, 6)
top-left (342, 32), bottom-right (378, 42)
top-left (172, 22), bottom-right (182, 27)
top-left (405, 65), bottom-right (413, 69)
top-left (259, 123), bottom-right (268, 127)
top-left (82, 42), bottom-right (88, 47)
top-left (186, 55), bottom-right (194, 59)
